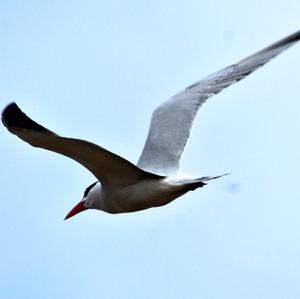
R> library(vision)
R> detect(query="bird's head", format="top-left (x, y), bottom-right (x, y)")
top-left (64, 181), bottom-right (99, 220)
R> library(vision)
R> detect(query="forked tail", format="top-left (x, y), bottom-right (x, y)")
top-left (197, 173), bottom-right (230, 182)
top-left (183, 173), bottom-right (229, 192)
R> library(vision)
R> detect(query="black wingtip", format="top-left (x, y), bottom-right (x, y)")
top-left (275, 30), bottom-right (300, 48)
top-left (264, 30), bottom-right (300, 53)
top-left (286, 30), bottom-right (300, 44)
top-left (2, 102), bottom-right (50, 133)
top-left (2, 102), bottom-right (20, 128)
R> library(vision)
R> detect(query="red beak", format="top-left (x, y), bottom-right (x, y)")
top-left (64, 201), bottom-right (88, 220)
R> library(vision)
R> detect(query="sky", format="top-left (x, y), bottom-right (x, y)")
top-left (1, 1), bottom-right (300, 298)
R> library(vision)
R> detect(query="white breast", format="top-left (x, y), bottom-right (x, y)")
top-left (97, 177), bottom-right (187, 213)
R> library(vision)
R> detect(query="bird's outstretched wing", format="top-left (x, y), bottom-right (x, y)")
top-left (137, 30), bottom-right (300, 175)
top-left (2, 103), bottom-right (162, 187)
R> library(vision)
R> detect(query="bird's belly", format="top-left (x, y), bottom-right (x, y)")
top-left (102, 180), bottom-right (184, 213)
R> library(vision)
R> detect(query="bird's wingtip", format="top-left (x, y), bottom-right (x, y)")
top-left (2, 102), bottom-right (19, 128)
top-left (1, 102), bottom-right (51, 134)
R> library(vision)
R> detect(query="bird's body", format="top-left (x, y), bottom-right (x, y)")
top-left (89, 178), bottom-right (177, 214)
top-left (86, 174), bottom-right (221, 214)
top-left (97, 177), bottom-right (176, 213)
top-left (2, 30), bottom-right (300, 219)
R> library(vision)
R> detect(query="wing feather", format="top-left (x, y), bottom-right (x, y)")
top-left (137, 30), bottom-right (300, 175)
top-left (2, 103), bottom-right (162, 187)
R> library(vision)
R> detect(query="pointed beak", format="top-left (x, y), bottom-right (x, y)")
top-left (64, 201), bottom-right (88, 220)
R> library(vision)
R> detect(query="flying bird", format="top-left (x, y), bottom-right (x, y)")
top-left (2, 30), bottom-right (300, 219)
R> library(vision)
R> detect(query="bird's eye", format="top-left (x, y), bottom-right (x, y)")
top-left (83, 181), bottom-right (98, 197)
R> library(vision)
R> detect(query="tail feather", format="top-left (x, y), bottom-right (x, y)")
top-left (181, 173), bottom-right (229, 192)
top-left (198, 173), bottom-right (230, 182)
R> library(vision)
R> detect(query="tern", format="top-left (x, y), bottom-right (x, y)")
top-left (2, 30), bottom-right (300, 219)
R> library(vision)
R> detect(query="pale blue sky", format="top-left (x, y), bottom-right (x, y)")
top-left (1, 1), bottom-right (300, 298)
